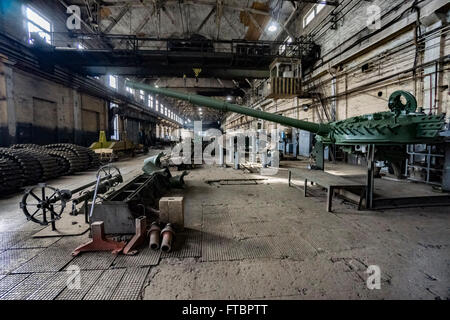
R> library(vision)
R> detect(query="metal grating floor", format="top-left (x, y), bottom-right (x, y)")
top-left (161, 228), bottom-right (202, 259)
top-left (12, 237), bottom-right (61, 249)
top-left (66, 251), bottom-right (117, 270)
top-left (0, 248), bottom-right (43, 274)
top-left (0, 273), bottom-right (30, 296)
top-left (55, 269), bottom-right (104, 300)
top-left (27, 271), bottom-right (69, 300)
top-left (112, 247), bottom-right (160, 268)
top-left (83, 268), bottom-right (126, 300)
top-left (13, 247), bottom-right (75, 273)
top-left (110, 267), bottom-right (150, 300)
top-left (0, 231), bottom-right (34, 250)
top-left (0, 272), bottom-right (55, 300)
top-left (273, 235), bottom-right (317, 260)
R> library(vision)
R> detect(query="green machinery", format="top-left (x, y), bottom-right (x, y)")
top-left (126, 81), bottom-right (445, 156)
top-left (127, 81), bottom-right (448, 208)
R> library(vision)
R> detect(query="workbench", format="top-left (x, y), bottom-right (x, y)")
top-left (288, 168), bottom-right (366, 212)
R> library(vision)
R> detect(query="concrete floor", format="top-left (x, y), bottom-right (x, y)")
top-left (0, 152), bottom-right (449, 300)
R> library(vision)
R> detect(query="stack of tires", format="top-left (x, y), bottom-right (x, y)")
top-left (0, 143), bottom-right (100, 195)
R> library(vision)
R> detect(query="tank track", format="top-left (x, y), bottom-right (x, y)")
top-left (0, 148), bottom-right (42, 186)
top-left (0, 157), bottom-right (24, 193)
top-left (45, 144), bottom-right (90, 171)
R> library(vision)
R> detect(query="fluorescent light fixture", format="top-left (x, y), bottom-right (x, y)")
top-left (268, 22), bottom-right (278, 32)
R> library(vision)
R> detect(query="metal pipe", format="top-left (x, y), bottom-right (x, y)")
top-left (149, 222), bottom-right (161, 250)
top-left (126, 81), bottom-right (331, 135)
top-left (160, 223), bottom-right (175, 253)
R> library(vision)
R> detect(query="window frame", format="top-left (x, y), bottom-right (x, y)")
top-left (25, 6), bottom-right (52, 45)
top-left (109, 75), bottom-right (118, 89)
top-left (148, 94), bottom-right (154, 108)
top-left (303, 3), bottom-right (326, 28)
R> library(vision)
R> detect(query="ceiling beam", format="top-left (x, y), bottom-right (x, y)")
top-left (99, 0), bottom-right (272, 16)
top-left (196, 6), bottom-right (216, 33)
top-left (102, 2), bottom-right (132, 34)
top-left (222, 11), bottom-right (242, 38)
top-left (248, 12), bottom-right (267, 39)
top-left (285, 0), bottom-right (338, 6)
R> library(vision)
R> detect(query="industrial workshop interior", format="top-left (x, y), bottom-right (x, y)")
top-left (0, 0), bottom-right (449, 306)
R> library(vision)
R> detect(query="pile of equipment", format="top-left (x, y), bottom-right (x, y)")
top-left (0, 143), bottom-right (100, 194)
top-left (89, 131), bottom-right (146, 162)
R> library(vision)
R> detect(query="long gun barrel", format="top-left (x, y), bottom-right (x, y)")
top-left (126, 81), bottom-right (331, 136)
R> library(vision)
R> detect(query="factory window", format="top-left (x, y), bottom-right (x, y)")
top-left (25, 6), bottom-right (52, 44)
top-left (139, 90), bottom-right (145, 102)
top-left (109, 75), bottom-right (118, 89)
top-left (155, 99), bottom-right (159, 111)
top-left (303, 3), bottom-right (326, 28)
top-left (126, 86), bottom-right (135, 95)
top-left (111, 114), bottom-right (120, 141)
top-left (148, 95), bottom-right (153, 108)
top-left (77, 43), bottom-right (85, 50)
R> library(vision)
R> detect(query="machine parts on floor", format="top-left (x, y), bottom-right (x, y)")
top-left (148, 222), bottom-right (161, 250)
top-left (0, 143), bottom-right (100, 194)
top-left (88, 155), bottom-right (188, 235)
top-left (72, 218), bottom-right (177, 256)
top-left (159, 197), bottom-right (185, 231)
top-left (90, 168), bottom-right (187, 234)
top-left (160, 223), bottom-right (175, 253)
top-left (20, 165), bottom-right (123, 229)
top-left (126, 81), bottom-right (446, 170)
top-left (89, 131), bottom-right (146, 162)
top-left (123, 217), bottom-right (148, 255)
top-left (72, 221), bottom-right (126, 256)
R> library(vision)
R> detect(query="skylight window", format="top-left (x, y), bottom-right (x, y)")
top-left (303, 3), bottom-right (326, 28)
top-left (25, 6), bottom-right (51, 44)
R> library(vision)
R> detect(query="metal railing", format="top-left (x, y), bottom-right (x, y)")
top-left (48, 32), bottom-right (316, 58)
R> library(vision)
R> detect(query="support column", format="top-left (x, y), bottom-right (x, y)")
top-left (73, 89), bottom-right (82, 145)
top-left (0, 56), bottom-right (15, 146)
top-left (249, 133), bottom-right (257, 163)
top-left (226, 135), bottom-right (234, 165)
top-left (365, 144), bottom-right (375, 210)
top-left (0, 56), bottom-right (9, 146)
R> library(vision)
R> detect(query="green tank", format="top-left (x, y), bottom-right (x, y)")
top-left (126, 81), bottom-right (446, 146)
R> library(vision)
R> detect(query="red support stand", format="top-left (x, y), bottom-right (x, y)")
top-left (72, 221), bottom-right (126, 256)
top-left (123, 216), bottom-right (148, 255)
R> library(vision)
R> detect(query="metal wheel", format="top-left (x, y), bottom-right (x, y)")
top-left (96, 165), bottom-right (121, 185)
top-left (20, 184), bottom-right (66, 225)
